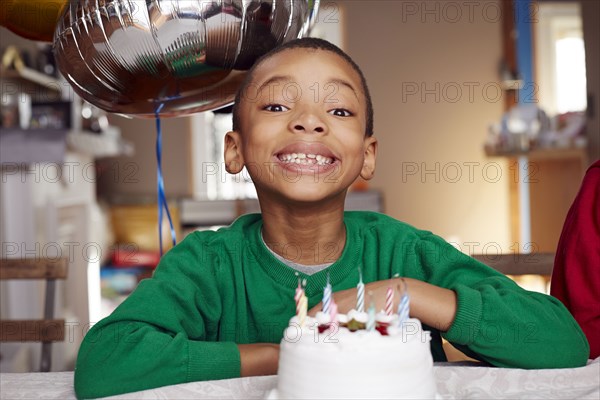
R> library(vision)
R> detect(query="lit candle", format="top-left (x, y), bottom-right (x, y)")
top-left (385, 286), bottom-right (394, 316)
top-left (367, 291), bottom-right (376, 331)
top-left (323, 273), bottom-right (332, 314)
top-left (357, 267), bottom-right (365, 313)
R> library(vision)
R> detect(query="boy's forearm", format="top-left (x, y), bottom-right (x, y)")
top-left (400, 278), bottom-right (457, 331)
top-left (360, 278), bottom-right (457, 331)
top-left (238, 343), bottom-right (280, 377)
top-left (308, 277), bottom-right (457, 332)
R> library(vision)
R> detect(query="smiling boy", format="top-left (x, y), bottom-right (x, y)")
top-left (74, 38), bottom-right (589, 399)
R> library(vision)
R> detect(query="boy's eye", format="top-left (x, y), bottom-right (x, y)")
top-left (263, 104), bottom-right (289, 112)
top-left (329, 108), bottom-right (353, 117)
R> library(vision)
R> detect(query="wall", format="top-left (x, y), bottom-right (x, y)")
top-left (0, 2), bottom-right (513, 253)
top-left (96, 1), bottom-right (512, 251)
top-left (343, 1), bottom-right (511, 251)
top-left (581, 0), bottom-right (600, 163)
top-left (97, 115), bottom-right (193, 201)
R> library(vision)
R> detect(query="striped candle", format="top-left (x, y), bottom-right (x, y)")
top-left (385, 286), bottom-right (394, 316)
top-left (397, 293), bottom-right (410, 325)
top-left (323, 274), bottom-right (332, 314)
top-left (367, 291), bottom-right (375, 331)
top-left (295, 276), bottom-right (303, 316)
top-left (298, 293), bottom-right (308, 327)
top-left (357, 267), bottom-right (365, 313)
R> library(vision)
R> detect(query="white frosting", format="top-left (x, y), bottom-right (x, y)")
top-left (276, 316), bottom-right (437, 399)
top-left (375, 311), bottom-right (397, 324)
top-left (346, 309), bottom-right (368, 323)
top-left (315, 311), bottom-right (331, 325)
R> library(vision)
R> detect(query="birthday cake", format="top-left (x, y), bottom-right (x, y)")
top-left (270, 311), bottom-right (437, 399)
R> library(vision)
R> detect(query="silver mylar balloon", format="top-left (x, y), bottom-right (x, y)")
top-left (53, 0), bottom-right (319, 117)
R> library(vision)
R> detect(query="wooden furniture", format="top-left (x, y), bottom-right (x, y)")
top-left (0, 258), bottom-right (68, 372)
top-left (508, 149), bottom-right (588, 253)
top-left (497, 1), bottom-right (590, 253)
top-left (472, 252), bottom-right (555, 277)
top-left (474, 251), bottom-right (555, 294)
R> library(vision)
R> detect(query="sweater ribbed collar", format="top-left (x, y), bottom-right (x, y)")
top-left (247, 213), bottom-right (361, 297)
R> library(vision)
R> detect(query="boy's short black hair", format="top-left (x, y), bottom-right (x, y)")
top-left (232, 37), bottom-right (374, 137)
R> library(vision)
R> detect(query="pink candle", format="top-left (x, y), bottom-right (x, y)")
top-left (385, 286), bottom-right (394, 316)
top-left (329, 301), bottom-right (338, 330)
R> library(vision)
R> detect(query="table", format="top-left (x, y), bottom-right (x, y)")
top-left (1, 360), bottom-right (598, 399)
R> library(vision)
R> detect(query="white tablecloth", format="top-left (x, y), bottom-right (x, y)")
top-left (1, 360), bottom-right (599, 399)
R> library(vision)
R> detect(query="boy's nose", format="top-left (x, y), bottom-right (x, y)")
top-left (289, 112), bottom-right (327, 134)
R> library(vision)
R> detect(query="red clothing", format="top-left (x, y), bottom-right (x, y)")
top-left (551, 160), bottom-right (600, 359)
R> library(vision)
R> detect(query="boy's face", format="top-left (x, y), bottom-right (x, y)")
top-left (225, 48), bottom-right (377, 204)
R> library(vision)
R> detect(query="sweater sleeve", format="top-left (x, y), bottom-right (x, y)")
top-left (412, 234), bottom-right (589, 369)
top-left (74, 233), bottom-right (240, 399)
top-left (550, 161), bottom-right (600, 359)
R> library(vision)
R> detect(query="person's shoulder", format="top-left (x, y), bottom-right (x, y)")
top-left (159, 213), bottom-right (261, 260)
top-left (344, 211), bottom-right (431, 238)
top-left (156, 213), bottom-right (262, 274)
top-left (585, 160), bottom-right (600, 180)
top-left (185, 213), bottom-right (262, 244)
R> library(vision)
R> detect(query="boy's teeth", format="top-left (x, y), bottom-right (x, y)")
top-left (279, 152), bottom-right (334, 165)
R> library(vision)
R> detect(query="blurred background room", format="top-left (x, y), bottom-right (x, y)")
top-left (1, 0), bottom-right (598, 372)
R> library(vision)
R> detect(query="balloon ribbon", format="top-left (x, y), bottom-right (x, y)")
top-left (155, 106), bottom-right (177, 256)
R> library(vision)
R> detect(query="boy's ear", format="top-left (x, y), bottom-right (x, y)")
top-left (224, 131), bottom-right (245, 174)
top-left (360, 136), bottom-right (377, 181)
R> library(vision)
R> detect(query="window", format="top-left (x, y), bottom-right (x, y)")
top-left (190, 111), bottom-right (256, 200)
top-left (535, 2), bottom-right (587, 116)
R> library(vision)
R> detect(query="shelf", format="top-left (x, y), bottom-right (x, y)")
top-left (0, 66), bottom-right (61, 91)
top-left (1, 45), bottom-right (61, 91)
top-left (500, 79), bottom-right (524, 90)
top-left (525, 147), bottom-right (587, 161)
top-left (484, 146), bottom-right (587, 160)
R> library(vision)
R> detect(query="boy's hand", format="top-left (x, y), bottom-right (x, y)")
top-left (238, 343), bottom-right (279, 377)
top-left (307, 280), bottom-right (396, 316)
top-left (307, 277), bottom-right (457, 332)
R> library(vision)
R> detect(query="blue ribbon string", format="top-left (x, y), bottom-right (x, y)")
top-left (155, 105), bottom-right (177, 256)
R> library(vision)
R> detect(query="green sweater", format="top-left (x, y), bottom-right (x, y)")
top-left (74, 212), bottom-right (589, 398)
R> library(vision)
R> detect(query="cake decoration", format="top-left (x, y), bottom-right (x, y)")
top-left (385, 286), bottom-right (394, 315)
top-left (294, 275), bottom-right (308, 327)
top-left (357, 267), bottom-right (365, 312)
top-left (270, 271), bottom-right (438, 399)
top-left (397, 280), bottom-right (410, 324)
top-left (367, 291), bottom-right (376, 331)
top-left (322, 273), bottom-right (332, 314)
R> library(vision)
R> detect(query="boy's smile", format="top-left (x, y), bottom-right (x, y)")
top-left (274, 141), bottom-right (339, 175)
top-left (225, 48), bottom-right (377, 207)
